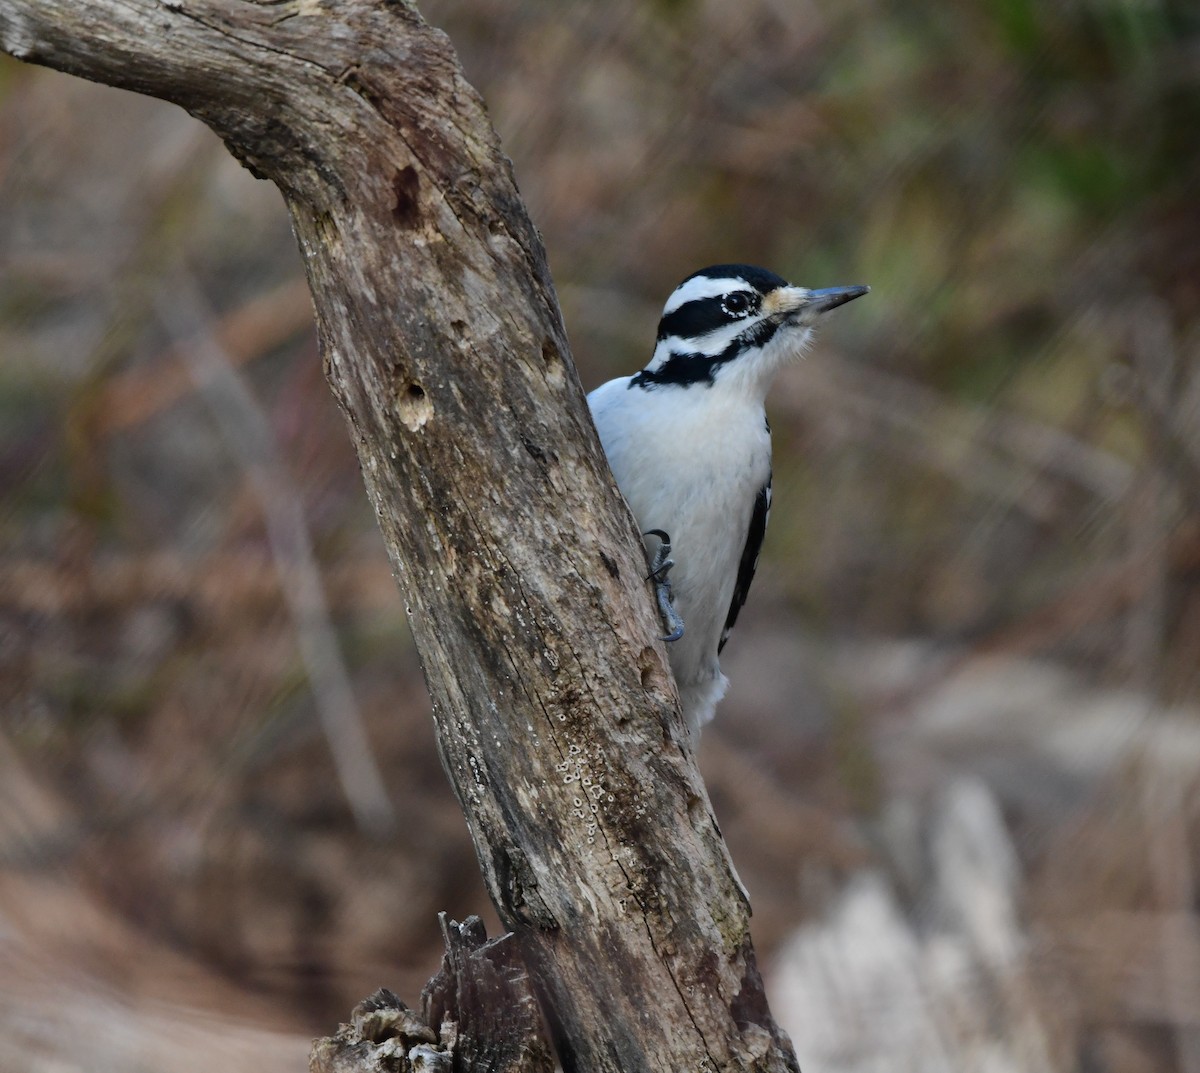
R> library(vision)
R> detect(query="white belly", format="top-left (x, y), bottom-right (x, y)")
top-left (588, 377), bottom-right (770, 732)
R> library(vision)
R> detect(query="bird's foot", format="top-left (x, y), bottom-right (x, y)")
top-left (644, 529), bottom-right (684, 642)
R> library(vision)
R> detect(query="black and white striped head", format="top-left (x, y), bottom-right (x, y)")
top-left (633, 264), bottom-right (868, 392)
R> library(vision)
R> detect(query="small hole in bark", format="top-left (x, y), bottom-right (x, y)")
top-left (391, 165), bottom-right (421, 228)
top-left (599, 551), bottom-right (620, 579)
top-left (541, 337), bottom-right (565, 385)
top-left (638, 647), bottom-right (669, 694)
top-left (396, 381), bottom-right (433, 431)
top-left (343, 69), bottom-right (380, 107)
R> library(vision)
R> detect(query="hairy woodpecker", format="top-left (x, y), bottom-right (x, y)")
top-left (588, 264), bottom-right (868, 738)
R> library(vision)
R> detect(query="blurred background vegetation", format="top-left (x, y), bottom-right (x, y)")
top-left (1, 1), bottom-right (1198, 1071)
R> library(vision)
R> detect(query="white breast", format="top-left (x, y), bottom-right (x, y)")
top-left (588, 376), bottom-right (770, 734)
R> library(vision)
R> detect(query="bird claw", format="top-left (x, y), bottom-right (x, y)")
top-left (644, 529), bottom-right (684, 642)
top-left (656, 589), bottom-right (685, 644)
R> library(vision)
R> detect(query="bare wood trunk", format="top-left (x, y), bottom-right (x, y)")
top-left (0, 3), bottom-right (801, 1070)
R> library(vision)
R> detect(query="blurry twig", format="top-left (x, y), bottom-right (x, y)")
top-left (0, 550), bottom-right (400, 615)
top-left (154, 271), bottom-right (395, 837)
top-left (100, 277), bottom-right (314, 435)
top-left (851, 516), bottom-right (1200, 725)
top-left (1128, 298), bottom-right (1200, 504)
top-left (1127, 298), bottom-right (1200, 1069)
top-left (972, 518), bottom-right (1200, 661)
top-left (789, 350), bottom-right (1135, 514)
top-left (1125, 299), bottom-right (1179, 690)
top-left (1141, 768), bottom-right (1200, 1072)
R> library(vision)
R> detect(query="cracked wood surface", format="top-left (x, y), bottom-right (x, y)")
top-left (0, 3), bottom-right (801, 1071)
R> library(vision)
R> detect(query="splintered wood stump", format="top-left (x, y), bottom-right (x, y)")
top-left (310, 917), bottom-right (553, 1073)
top-left (0, 2), bottom-right (802, 1070)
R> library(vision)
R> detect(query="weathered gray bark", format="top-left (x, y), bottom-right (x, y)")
top-left (0, 3), bottom-right (801, 1071)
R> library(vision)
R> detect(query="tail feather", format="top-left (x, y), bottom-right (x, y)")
top-left (678, 672), bottom-right (728, 742)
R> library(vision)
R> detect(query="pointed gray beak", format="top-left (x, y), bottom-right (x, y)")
top-left (806, 285), bottom-right (870, 314)
top-left (763, 284), bottom-right (871, 325)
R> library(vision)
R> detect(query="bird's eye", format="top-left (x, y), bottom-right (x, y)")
top-left (722, 292), bottom-right (753, 317)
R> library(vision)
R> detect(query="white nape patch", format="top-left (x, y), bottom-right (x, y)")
top-left (662, 274), bottom-right (755, 315)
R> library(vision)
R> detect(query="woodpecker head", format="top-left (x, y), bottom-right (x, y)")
top-left (633, 264), bottom-right (868, 393)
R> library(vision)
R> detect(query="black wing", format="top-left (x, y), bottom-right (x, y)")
top-left (719, 475), bottom-right (771, 654)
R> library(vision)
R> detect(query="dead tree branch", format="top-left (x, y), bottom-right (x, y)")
top-left (0, 3), bottom-right (800, 1070)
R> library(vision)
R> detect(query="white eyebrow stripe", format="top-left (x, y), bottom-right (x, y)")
top-left (662, 275), bottom-right (753, 314)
